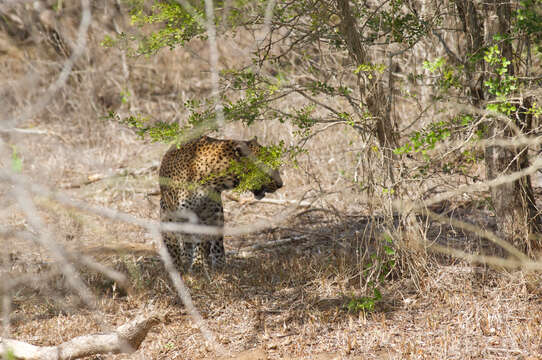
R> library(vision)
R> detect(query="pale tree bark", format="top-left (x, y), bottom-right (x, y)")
top-left (457, 0), bottom-right (542, 255)
top-left (486, 97), bottom-right (542, 254)
top-left (0, 313), bottom-right (159, 360)
top-left (335, 0), bottom-right (398, 187)
top-left (486, 1), bottom-right (542, 254)
top-left (455, 0), bottom-right (485, 105)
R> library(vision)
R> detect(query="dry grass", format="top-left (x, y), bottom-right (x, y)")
top-left (6, 232), bottom-right (542, 359)
top-left (1, 1), bottom-right (542, 359)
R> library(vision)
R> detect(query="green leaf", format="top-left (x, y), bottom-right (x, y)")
top-left (11, 146), bottom-right (22, 173)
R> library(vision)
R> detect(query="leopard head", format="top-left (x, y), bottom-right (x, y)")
top-left (236, 137), bottom-right (283, 200)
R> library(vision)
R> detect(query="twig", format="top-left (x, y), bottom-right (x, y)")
top-left (396, 156), bottom-right (542, 211)
top-left (0, 313), bottom-right (160, 360)
top-left (148, 226), bottom-right (226, 355)
top-left (12, 184), bottom-right (98, 310)
top-left (422, 208), bottom-right (527, 261)
top-left (12, 229), bottom-right (128, 289)
top-left (2, 0), bottom-right (91, 129)
top-left (60, 162), bottom-right (159, 189)
top-left (0, 128), bottom-right (70, 143)
top-left (2, 171), bottom-right (231, 355)
top-left (227, 236), bottom-right (308, 257)
top-left (224, 193), bottom-right (311, 207)
top-left (432, 30), bottom-right (465, 66)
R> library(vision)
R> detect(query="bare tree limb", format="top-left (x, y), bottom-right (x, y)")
top-left (227, 235), bottom-right (309, 257)
top-left (224, 192), bottom-right (311, 207)
top-left (0, 128), bottom-right (70, 143)
top-left (0, 313), bottom-right (159, 360)
top-left (60, 162), bottom-right (159, 189)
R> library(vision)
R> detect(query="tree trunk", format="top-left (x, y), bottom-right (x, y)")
top-left (335, 0), bottom-right (397, 185)
top-left (483, 0), bottom-right (542, 255)
top-left (456, 0), bottom-right (541, 255)
top-left (486, 97), bottom-right (542, 255)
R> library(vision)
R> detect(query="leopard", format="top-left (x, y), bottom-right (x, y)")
top-left (159, 135), bottom-right (283, 272)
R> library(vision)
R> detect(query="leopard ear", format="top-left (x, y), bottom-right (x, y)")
top-left (249, 136), bottom-right (258, 144)
top-left (234, 141), bottom-right (251, 157)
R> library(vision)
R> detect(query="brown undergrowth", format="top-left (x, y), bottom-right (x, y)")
top-left (4, 205), bottom-right (542, 359)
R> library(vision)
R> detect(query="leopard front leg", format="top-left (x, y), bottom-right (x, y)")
top-left (190, 194), bottom-right (225, 269)
top-left (160, 212), bottom-right (185, 272)
top-left (207, 204), bottom-right (225, 268)
top-left (161, 231), bottom-right (186, 271)
top-left (209, 235), bottom-right (225, 268)
top-left (160, 199), bottom-right (196, 272)
top-left (189, 239), bottom-right (210, 272)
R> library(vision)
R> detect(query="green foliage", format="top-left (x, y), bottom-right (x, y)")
top-left (347, 236), bottom-right (396, 314)
top-left (394, 121), bottom-right (451, 156)
top-left (100, 34), bottom-right (116, 48)
top-left (167, 69), bottom-right (279, 131)
top-left (393, 113), bottom-right (485, 177)
top-left (108, 111), bottom-right (181, 143)
top-left (361, 0), bottom-right (430, 45)
top-left (527, 102), bottom-right (542, 117)
top-left (120, 90), bottom-right (131, 104)
top-left (182, 92), bottom-right (267, 131)
top-left (4, 348), bottom-right (16, 360)
top-left (108, 79), bottom-right (273, 143)
top-left (11, 145), bottom-right (22, 173)
top-left (227, 142), bottom-right (284, 193)
top-left (347, 288), bottom-right (382, 313)
top-left (309, 80), bottom-right (336, 95)
top-left (102, 0), bottom-right (205, 56)
top-left (104, 0), bottom-right (435, 153)
top-left (514, 0), bottom-right (542, 42)
top-left (423, 57), bottom-right (463, 92)
top-left (354, 63), bottom-right (386, 78)
top-left (483, 45), bottom-right (518, 115)
top-left (224, 92), bottom-right (266, 126)
top-left (291, 105), bottom-right (317, 130)
top-left (127, 0), bottom-right (205, 54)
top-left (422, 57), bottom-right (445, 73)
top-left (192, 141), bottom-right (284, 194)
top-left (365, 236), bottom-right (396, 283)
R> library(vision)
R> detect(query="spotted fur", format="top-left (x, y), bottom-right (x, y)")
top-left (159, 136), bottom-right (283, 271)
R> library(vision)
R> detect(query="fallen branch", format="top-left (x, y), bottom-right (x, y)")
top-left (227, 235), bottom-right (309, 257)
top-left (0, 127), bottom-right (70, 143)
top-left (224, 193), bottom-right (311, 207)
top-left (0, 313), bottom-right (159, 360)
top-left (60, 162), bottom-right (159, 189)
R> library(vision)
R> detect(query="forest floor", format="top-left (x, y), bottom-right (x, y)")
top-left (3, 130), bottom-right (542, 359)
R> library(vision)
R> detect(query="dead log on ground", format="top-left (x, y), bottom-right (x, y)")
top-left (0, 313), bottom-right (159, 360)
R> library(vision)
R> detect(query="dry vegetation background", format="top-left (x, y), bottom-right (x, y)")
top-left (1, 1), bottom-right (542, 359)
